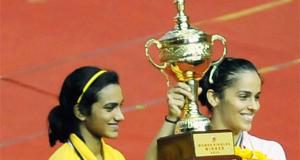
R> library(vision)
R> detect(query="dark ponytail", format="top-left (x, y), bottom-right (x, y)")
top-left (48, 105), bottom-right (71, 146)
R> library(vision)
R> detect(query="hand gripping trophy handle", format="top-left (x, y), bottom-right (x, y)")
top-left (145, 38), bottom-right (171, 86)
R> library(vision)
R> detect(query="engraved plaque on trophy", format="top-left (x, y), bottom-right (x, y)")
top-left (144, 0), bottom-right (241, 159)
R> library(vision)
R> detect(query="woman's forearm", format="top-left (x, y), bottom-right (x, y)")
top-left (145, 119), bottom-right (177, 160)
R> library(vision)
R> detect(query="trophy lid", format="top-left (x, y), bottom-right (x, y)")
top-left (160, 29), bottom-right (208, 45)
top-left (159, 0), bottom-right (209, 45)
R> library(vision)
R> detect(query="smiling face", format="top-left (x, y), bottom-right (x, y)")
top-left (211, 71), bottom-right (262, 133)
top-left (83, 84), bottom-right (124, 139)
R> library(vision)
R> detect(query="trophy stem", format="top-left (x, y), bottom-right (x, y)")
top-left (174, 71), bottom-right (211, 134)
top-left (175, 0), bottom-right (189, 30)
top-left (184, 71), bottom-right (200, 117)
top-left (187, 80), bottom-right (201, 117)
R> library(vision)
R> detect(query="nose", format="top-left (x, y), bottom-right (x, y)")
top-left (114, 107), bottom-right (125, 121)
top-left (247, 98), bottom-right (260, 112)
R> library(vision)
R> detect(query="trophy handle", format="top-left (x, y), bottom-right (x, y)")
top-left (211, 34), bottom-right (227, 66)
top-left (208, 35), bottom-right (227, 84)
top-left (145, 38), bottom-right (171, 87)
top-left (145, 38), bottom-right (168, 70)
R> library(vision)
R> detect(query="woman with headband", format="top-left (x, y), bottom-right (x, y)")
top-left (48, 66), bottom-right (125, 160)
top-left (145, 57), bottom-right (286, 160)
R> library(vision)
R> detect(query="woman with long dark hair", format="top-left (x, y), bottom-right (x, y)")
top-left (145, 57), bottom-right (286, 160)
top-left (48, 66), bottom-right (125, 160)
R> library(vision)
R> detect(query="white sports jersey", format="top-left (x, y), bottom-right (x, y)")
top-left (240, 132), bottom-right (286, 160)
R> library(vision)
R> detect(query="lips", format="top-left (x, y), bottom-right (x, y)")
top-left (240, 113), bottom-right (254, 122)
top-left (108, 123), bottom-right (119, 130)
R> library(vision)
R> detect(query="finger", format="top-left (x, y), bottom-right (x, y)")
top-left (176, 82), bottom-right (191, 92)
top-left (168, 99), bottom-right (185, 109)
top-left (197, 87), bottom-right (202, 96)
top-left (168, 108), bottom-right (181, 118)
top-left (167, 87), bottom-right (185, 100)
top-left (168, 93), bottom-right (184, 101)
top-left (172, 87), bottom-right (194, 100)
top-left (168, 103), bottom-right (182, 117)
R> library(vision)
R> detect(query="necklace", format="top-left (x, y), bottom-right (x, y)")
top-left (235, 132), bottom-right (244, 147)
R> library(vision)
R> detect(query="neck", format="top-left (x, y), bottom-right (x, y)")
top-left (79, 124), bottom-right (103, 159)
top-left (233, 131), bottom-right (242, 146)
top-left (210, 118), bottom-right (242, 145)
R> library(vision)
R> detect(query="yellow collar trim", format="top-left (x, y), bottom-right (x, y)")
top-left (70, 133), bottom-right (97, 160)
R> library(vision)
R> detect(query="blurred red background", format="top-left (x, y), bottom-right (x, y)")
top-left (1, 0), bottom-right (299, 159)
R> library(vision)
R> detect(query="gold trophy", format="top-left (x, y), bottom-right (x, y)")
top-left (145, 0), bottom-right (241, 159)
top-left (145, 0), bottom-right (226, 134)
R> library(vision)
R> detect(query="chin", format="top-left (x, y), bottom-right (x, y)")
top-left (105, 132), bottom-right (119, 139)
top-left (241, 124), bottom-right (252, 132)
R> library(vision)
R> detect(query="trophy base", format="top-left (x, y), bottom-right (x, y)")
top-left (174, 117), bottom-right (210, 134)
top-left (157, 130), bottom-right (241, 160)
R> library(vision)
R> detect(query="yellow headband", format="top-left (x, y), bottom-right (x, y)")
top-left (76, 70), bottom-right (107, 104)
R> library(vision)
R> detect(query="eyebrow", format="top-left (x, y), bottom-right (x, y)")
top-left (103, 100), bottom-right (124, 107)
top-left (237, 90), bottom-right (261, 95)
top-left (104, 102), bottom-right (119, 106)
